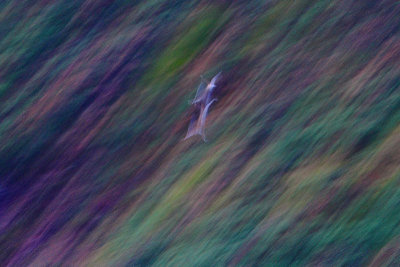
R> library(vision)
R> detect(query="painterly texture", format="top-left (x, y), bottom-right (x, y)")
top-left (1, 0), bottom-right (400, 266)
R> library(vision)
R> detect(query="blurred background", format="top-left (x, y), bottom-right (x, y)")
top-left (1, 0), bottom-right (400, 266)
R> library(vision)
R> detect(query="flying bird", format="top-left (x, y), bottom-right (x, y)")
top-left (184, 72), bottom-right (221, 141)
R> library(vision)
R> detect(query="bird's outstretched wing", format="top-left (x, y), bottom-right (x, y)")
top-left (192, 80), bottom-right (207, 104)
top-left (209, 72), bottom-right (221, 88)
top-left (184, 108), bottom-right (201, 140)
top-left (198, 98), bottom-right (217, 139)
top-left (184, 98), bottom-right (217, 141)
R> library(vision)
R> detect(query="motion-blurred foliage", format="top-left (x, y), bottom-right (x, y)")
top-left (1, 0), bottom-right (400, 266)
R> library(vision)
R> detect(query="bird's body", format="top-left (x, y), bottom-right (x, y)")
top-left (184, 72), bottom-right (221, 141)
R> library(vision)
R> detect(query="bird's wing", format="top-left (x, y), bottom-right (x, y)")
top-left (184, 108), bottom-right (201, 140)
top-left (184, 113), bottom-right (199, 140)
top-left (209, 72), bottom-right (221, 87)
top-left (192, 80), bottom-right (207, 104)
top-left (198, 98), bottom-right (217, 136)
